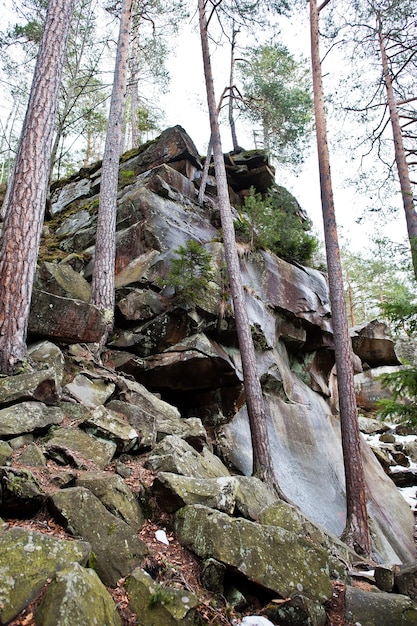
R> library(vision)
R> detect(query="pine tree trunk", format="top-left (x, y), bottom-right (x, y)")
top-left (198, 0), bottom-right (286, 499)
top-left (0, 0), bottom-right (75, 374)
top-left (90, 0), bottom-right (133, 338)
top-left (130, 13), bottom-right (140, 149)
top-left (228, 24), bottom-right (240, 152)
top-left (378, 18), bottom-right (417, 283)
top-left (310, 0), bottom-right (370, 555)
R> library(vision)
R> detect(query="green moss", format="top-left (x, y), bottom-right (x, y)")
top-left (118, 170), bottom-right (136, 189)
top-left (5, 469), bottom-right (40, 496)
top-left (147, 584), bottom-right (175, 608)
top-left (88, 550), bottom-right (97, 570)
top-left (119, 137), bottom-right (157, 163)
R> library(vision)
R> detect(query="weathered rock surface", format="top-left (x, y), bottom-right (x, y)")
top-left (152, 472), bottom-right (238, 514)
top-left (351, 320), bottom-right (400, 368)
top-left (345, 585), bottom-right (417, 625)
top-left (176, 504), bottom-right (333, 604)
top-left (35, 562), bottom-right (121, 626)
top-left (82, 405), bottom-right (139, 452)
top-left (64, 373), bottom-right (116, 407)
top-left (75, 471), bottom-right (145, 531)
top-left (0, 401), bottom-right (63, 437)
top-left (126, 567), bottom-right (199, 626)
top-left (146, 434), bottom-right (230, 478)
top-left (45, 426), bottom-right (117, 469)
top-left (49, 487), bottom-right (148, 586)
top-left (0, 127), bottom-right (415, 623)
top-left (0, 527), bottom-right (90, 624)
top-left (29, 290), bottom-right (107, 343)
top-left (35, 261), bottom-right (91, 301)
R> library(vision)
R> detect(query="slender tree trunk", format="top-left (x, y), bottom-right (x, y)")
top-left (0, 0), bottom-right (75, 374)
top-left (228, 24), bottom-right (240, 152)
top-left (310, 0), bottom-right (370, 555)
top-left (90, 0), bottom-right (133, 339)
top-left (197, 0), bottom-right (285, 498)
top-left (49, 0), bottom-right (94, 181)
top-left (198, 88), bottom-right (228, 204)
top-left (130, 11), bottom-right (141, 149)
top-left (377, 17), bottom-right (417, 283)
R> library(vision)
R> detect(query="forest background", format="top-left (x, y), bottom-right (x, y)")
top-left (0, 0), bottom-right (415, 327)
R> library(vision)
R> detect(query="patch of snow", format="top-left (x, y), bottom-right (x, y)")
top-left (155, 529), bottom-right (169, 545)
top-left (399, 486), bottom-right (417, 510)
top-left (241, 617), bottom-right (276, 626)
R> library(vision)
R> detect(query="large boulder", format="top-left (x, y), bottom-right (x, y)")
top-left (126, 567), bottom-right (198, 626)
top-left (0, 401), bottom-right (63, 437)
top-left (81, 405), bottom-right (139, 453)
top-left (29, 290), bottom-right (107, 343)
top-left (0, 341), bottom-right (64, 405)
top-left (0, 526), bottom-right (90, 624)
top-left (35, 261), bottom-right (91, 301)
top-left (350, 320), bottom-right (400, 368)
top-left (146, 435), bottom-right (230, 479)
top-left (35, 562), bottom-right (121, 626)
top-left (218, 380), bottom-right (416, 564)
top-left (175, 504), bottom-right (333, 604)
top-left (49, 487), bottom-right (148, 587)
top-left (75, 471), bottom-right (145, 531)
top-left (345, 585), bottom-right (417, 625)
top-left (45, 427), bottom-right (117, 469)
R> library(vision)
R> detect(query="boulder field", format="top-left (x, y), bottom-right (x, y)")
top-left (0, 126), bottom-right (416, 624)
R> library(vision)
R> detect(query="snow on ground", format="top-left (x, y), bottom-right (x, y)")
top-left (363, 429), bottom-right (417, 510)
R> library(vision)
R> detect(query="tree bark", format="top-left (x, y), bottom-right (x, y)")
top-left (129, 10), bottom-right (141, 149)
top-left (0, 0), bottom-right (75, 374)
top-left (228, 24), bottom-right (240, 152)
top-left (89, 0), bottom-right (133, 338)
top-left (377, 16), bottom-right (417, 283)
top-left (310, 0), bottom-right (370, 555)
top-left (197, 0), bottom-right (285, 499)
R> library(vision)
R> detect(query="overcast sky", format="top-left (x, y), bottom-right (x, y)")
top-left (0, 0), bottom-right (408, 254)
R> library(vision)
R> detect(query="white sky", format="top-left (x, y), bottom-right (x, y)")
top-left (160, 10), bottom-right (409, 254)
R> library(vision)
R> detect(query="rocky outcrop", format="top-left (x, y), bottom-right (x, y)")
top-left (0, 126), bottom-right (416, 623)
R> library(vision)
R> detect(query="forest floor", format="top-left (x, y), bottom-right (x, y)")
top-left (5, 451), bottom-right (379, 626)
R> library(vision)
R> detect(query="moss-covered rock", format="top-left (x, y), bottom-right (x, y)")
top-left (75, 471), bottom-right (145, 531)
top-left (45, 426), bottom-right (117, 469)
top-left (17, 443), bottom-right (47, 467)
top-left (152, 473), bottom-right (238, 514)
top-left (82, 405), bottom-right (139, 453)
top-left (175, 504), bottom-right (333, 604)
top-left (64, 374), bottom-right (115, 408)
top-left (146, 435), bottom-right (230, 479)
top-left (345, 585), bottom-right (417, 625)
top-left (126, 567), bottom-right (198, 626)
top-left (0, 402), bottom-right (63, 438)
top-left (35, 561), bottom-right (121, 626)
top-left (0, 467), bottom-right (46, 517)
top-left (0, 527), bottom-right (90, 624)
top-left (35, 261), bottom-right (91, 302)
top-left (106, 399), bottom-right (157, 450)
top-left (49, 487), bottom-right (148, 587)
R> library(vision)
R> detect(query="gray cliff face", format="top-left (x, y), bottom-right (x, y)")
top-left (34, 125), bottom-right (414, 564)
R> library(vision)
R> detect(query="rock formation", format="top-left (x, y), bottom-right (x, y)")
top-left (0, 126), bottom-right (416, 625)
